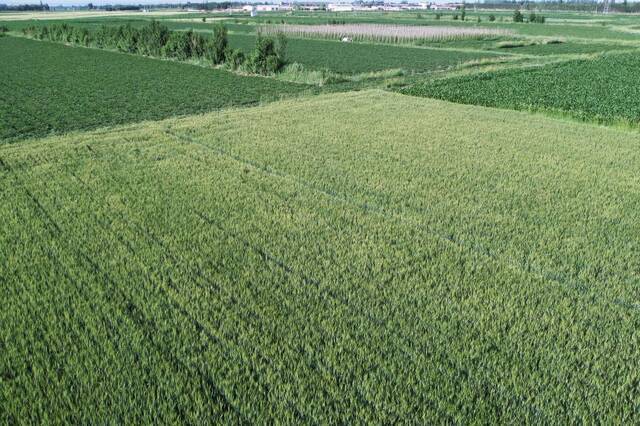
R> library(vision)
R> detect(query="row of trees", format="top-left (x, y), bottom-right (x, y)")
top-left (21, 21), bottom-right (288, 75)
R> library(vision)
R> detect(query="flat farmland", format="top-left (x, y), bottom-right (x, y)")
top-left (0, 36), bottom-right (307, 142)
top-left (228, 33), bottom-right (503, 73)
top-left (402, 51), bottom-right (640, 125)
top-left (3, 91), bottom-right (640, 422)
top-left (4, 7), bottom-right (640, 423)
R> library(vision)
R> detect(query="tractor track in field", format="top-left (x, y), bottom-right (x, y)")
top-left (2, 154), bottom-right (251, 423)
top-left (164, 127), bottom-right (640, 317)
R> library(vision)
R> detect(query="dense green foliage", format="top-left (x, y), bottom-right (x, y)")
top-left (402, 52), bottom-right (640, 125)
top-left (243, 33), bottom-right (288, 75)
top-left (229, 33), bottom-right (500, 73)
top-left (209, 22), bottom-right (227, 64)
top-left (3, 91), bottom-right (640, 422)
top-left (0, 36), bottom-right (306, 141)
top-left (513, 9), bottom-right (524, 23)
top-left (23, 21), bottom-right (217, 62)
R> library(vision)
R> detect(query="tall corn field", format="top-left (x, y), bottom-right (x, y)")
top-left (258, 24), bottom-right (512, 44)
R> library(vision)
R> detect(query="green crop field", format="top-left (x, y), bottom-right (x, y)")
top-left (0, 36), bottom-right (306, 141)
top-left (228, 33), bottom-right (502, 73)
top-left (402, 51), bottom-right (640, 125)
top-left (3, 91), bottom-right (640, 422)
top-left (3, 5), bottom-right (640, 424)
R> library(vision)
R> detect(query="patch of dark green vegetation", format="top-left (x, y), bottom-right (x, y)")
top-left (0, 36), bottom-right (307, 142)
top-left (401, 52), bottom-right (640, 125)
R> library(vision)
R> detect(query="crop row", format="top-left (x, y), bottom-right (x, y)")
top-left (3, 91), bottom-right (640, 422)
top-left (0, 36), bottom-right (306, 142)
top-left (401, 52), bottom-right (640, 125)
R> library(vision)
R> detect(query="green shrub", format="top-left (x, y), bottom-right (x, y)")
top-left (94, 25), bottom-right (114, 48)
top-left (162, 31), bottom-right (192, 60)
top-left (488, 14), bottom-right (496, 22)
top-left (138, 20), bottom-right (170, 56)
top-left (225, 48), bottom-right (245, 70)
top-left (71, 27), bottom-right (91, 46)
top-left (513, 9), bottom-right (524, 23)
top-left (247, 36), bottom-right (278, 74)
top-left (207, 23), bottom-right (228, 64)
top-left (246, 34), bottom-right (287, 75)
top-left (115, 24), bottom-right (140, 53)
top-left (188, 31), bottom-right (207, 58)
top-left (275, 32), bottom-right (288, 65)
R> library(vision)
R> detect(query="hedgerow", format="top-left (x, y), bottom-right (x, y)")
top-left (21, 21), bottom-right (288, 75)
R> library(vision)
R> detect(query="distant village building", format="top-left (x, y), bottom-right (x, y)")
top-left (256, 4), bottom-right (279, 11)
top-left (298, 4), bottom-right (324, 10)
top-left (243, 3), bottom-right (293, 14)
top-left (431, 3), bottom-right (461, 10)
top-left (327, 3), bottom-right (354, 12)
top-left (241, 2), bottom-right (439, 14)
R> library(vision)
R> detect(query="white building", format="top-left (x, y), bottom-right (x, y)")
top-left (431, 3), bottom-right (460, 10)
top-left (256, 4), bottom-right (279, 11)
top-left (243, 4), bottom-right (292, 13)
top-left (327, 3), bottom-right (354, 11)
